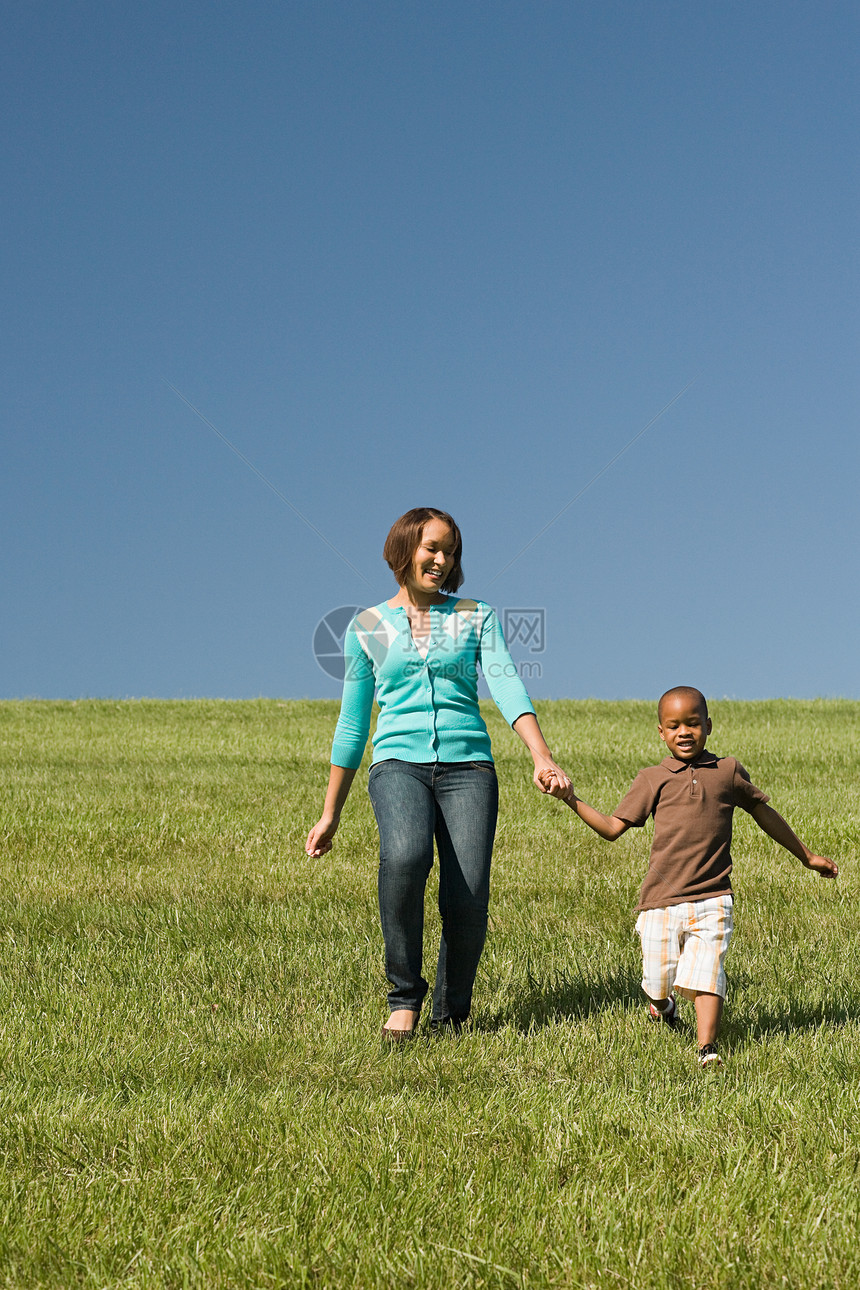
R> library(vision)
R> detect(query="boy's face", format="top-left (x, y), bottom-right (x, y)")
top-left (658, 694), bottom-right (711, 762)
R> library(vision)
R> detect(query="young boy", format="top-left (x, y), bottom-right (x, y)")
top-left (541, 686), bottom-right (838, 1067)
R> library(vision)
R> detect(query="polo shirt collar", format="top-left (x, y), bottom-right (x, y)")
top-left (661, 749), bottom-right (718, 774)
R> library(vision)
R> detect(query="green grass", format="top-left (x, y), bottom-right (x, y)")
top-left (0, 699), bottom-right (857, 1288)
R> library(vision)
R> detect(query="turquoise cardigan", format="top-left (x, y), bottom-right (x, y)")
top-left (330, 598), bottom-right (536, 769)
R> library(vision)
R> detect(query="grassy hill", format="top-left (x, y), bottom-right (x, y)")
top-left (0, 699), bottom-right (856, 1287)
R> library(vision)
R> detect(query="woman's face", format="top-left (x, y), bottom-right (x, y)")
top-left (405, 518), bottom-right (456, 598)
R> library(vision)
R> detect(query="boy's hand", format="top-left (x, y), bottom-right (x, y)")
top-left (538, 768), bottom-right (575, 803)
top-left (803, 853), bottom-right (838, 879)
top-left (751, 803), bottom-right (838, 879)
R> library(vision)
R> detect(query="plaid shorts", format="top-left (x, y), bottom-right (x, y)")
top-left (635, 895), bottom-right (734, 1000)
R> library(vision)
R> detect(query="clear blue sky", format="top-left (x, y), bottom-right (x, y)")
top-left (3, 1), bottom-right (857, 701)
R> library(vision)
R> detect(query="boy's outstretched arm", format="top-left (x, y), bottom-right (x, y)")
top-left (539, 770), bottom-right (629, 841)
top-left (572, 797), bottom-right (630, 841)
top-left (750, 801), bottom-right (838, 878)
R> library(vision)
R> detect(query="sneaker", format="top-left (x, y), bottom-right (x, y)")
top-left (648, 995), bottom-right (677, 1029)
top-left (699, 1043), bottom-right (723, 1069)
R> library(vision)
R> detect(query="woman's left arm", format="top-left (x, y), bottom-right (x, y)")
top-left (477, 604), bottom-right (573, 796)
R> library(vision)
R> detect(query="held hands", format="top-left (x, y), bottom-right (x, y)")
top-left (803, 853), bottom-right (839, 879)
top-left (537, 766), bottom-right (576, 804)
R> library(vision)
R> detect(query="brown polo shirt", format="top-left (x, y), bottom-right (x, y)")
top-left (612, 750), bottom-right (770, 911)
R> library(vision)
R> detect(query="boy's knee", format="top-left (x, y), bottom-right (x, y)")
top-left (641, 972), bottom-right (673, 1000)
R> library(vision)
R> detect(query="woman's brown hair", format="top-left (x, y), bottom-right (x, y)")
top-left (383, 507), bottom-right (464, 593)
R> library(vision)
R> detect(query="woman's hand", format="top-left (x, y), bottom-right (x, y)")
top-left (511, 714), bottom-right (574, 802)
top-left (305, 766), bottom-right (358, 857)
top-left (537, 766), bottom-right (575, 803)
top-left (305, 815), bottom-right (338, 857)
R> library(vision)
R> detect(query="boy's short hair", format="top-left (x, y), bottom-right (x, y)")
top-left (657, 686), bottom-right (709, 721)
top-left (383, 507), bottom-right (464, 593)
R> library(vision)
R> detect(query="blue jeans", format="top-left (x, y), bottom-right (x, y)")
top-left (367, 759), bottom-right (499, 1022)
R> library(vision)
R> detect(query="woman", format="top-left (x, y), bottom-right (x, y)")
top-left (306, 507), bottom-right (572, 1039)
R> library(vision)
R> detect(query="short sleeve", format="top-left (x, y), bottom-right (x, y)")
top-left (613, 770), bottom-right (659, 827)
top-left (731, 760), bottom-right (770, 814)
